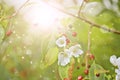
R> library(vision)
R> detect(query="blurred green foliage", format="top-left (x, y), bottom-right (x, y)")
top-left (0, 0), bottom-right (120, 80)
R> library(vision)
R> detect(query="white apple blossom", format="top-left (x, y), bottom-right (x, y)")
top-left (82, 2), bottom-right (104, 16)
top-left (110, 55), bottom-right (120, 67)
top-left (110, 55), bottom-right (120, 80)
top-left (110, 55), bottom-right (117, 66)
top-left (115, 69), bottom-right (120, 75)
top-left (58, 49), bottom-right (72, 66)
top-left (116, 74), bottom-right (120, 80)
top-left (56, 36), bottom-right (66, 48)
top-left (69, 44), bottom-right (83, 57)
top-left (116, 57), bottom-right (120, 67)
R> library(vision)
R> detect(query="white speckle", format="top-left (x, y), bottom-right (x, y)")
top-left (40, 60), bottom-right (43, 63)
top-left (23, 46), bottom-right (26, 49)
top-left (21, 56), bottom-right (25, 59)
top-left (7, 54), bottom-right (10, 57)
top-left (89, 32), bottom-right (92, 34)
top-left (9, 40), bottom-right (12, 43)
top-left (26, 49), bottom-right (32, 55)
top-left (30, 61), bottom-right (33, 64)
top-left (39, 75), bottom-right (42, 78)
top-left (15, 21), bottom-right (18, 24)
top-left (15, 34), bottom-right (18, 37)
top-left (2, 56), bottom-right (6, 61)
top-left (17, 36), bottom-right (21, 39)
top-left (22, 34), bottom-right (25, 37)
top-left (52, 70), bottom-right (55, 73)
top-left (13, 31), bottom-right (16, 34)
top-left (92, 38), bottom-right (94, 41)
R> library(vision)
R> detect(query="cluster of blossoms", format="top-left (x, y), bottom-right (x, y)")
top-left (56, 36), bottom-right (84, 66)
top-left (110, 55), bottom-right (120, 80)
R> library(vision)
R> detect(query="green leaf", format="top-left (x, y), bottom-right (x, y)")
top-left (58, 65), bottom-right (69, 80)
top-left (105, 74), bottom-right (113, 80)
top-left (89, 62), bottom-right (105, 80)
top-left (0, 25), bottom-right (5, 44)
top-left (44, 47), bottom-right (58, 67)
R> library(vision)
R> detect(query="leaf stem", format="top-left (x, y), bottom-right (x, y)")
top-left (46, 2), bottom-right (120, 35)
top-left (78, 0), bottom-right (85, 17)
top-left (1, 0), bottom-right (30, 21)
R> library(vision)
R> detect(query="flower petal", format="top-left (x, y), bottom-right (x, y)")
top-left (69, 44), bottom-right (84, 57)
top-left (116, 57), bottom-right (120, 67)
top-left (110, 55), bottom-right (117, 66)
top-left (56, 36), bottom-right (66, 47)
top-left (115, 69), bottom-right (120, 75)
top-left (116, 74), bottom-right (120, 80)
top-left (83, 2), bottom-right (104, 16)
top-left (58, 49), bottom-right (71, 66)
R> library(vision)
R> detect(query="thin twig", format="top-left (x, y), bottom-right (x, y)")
top-left (85, 53), bottom-right (88, 69)
top-left (0, 0), bottom-right (30, 54)
top-left (46, 2), bottom-right (120, 35)
top-left (85, 26), bottom-right (92, 69)
top-left (78, 0), bottom-right (85, 16)
top-left (2, 0), bottom-right (30, 20)
top-left (87, 26), bottom-right (92, 51)
top-left (68, 59), bottom-right (75, 80)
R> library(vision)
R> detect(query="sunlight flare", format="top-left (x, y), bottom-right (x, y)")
top-left (24, 1), bottom-right (63, 32)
